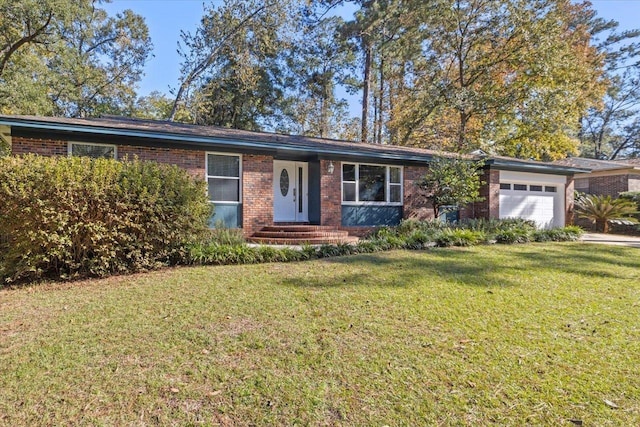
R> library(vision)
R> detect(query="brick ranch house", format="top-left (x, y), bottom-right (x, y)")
top-left (0, 115), bottom-right (585, 239)
top-left (553, 157), bottom-right (640, 196)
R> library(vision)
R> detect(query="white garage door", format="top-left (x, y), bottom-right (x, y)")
top-left (499, 171), bottom-right (565, 229)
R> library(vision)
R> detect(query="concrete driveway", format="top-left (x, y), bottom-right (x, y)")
top-left (580, 233), bottom-right (640, 248)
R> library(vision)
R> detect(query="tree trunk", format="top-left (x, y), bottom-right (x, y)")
top-left (596, 219), bottom-right (608, 233)
top-left (377, 53), bottom-right (384, 144)
top-left (361, 41), bottom-right (371, 143)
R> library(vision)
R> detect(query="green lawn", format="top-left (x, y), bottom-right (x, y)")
top-left (1, 243), bottom-right (639, 426)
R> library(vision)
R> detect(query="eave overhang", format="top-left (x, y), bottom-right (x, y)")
top-left (0, 116), bottom-right (438, 165)
top-left (485, 158), bottom-right (589, 176)
top-left (0, 115), bottom-right (587, 176)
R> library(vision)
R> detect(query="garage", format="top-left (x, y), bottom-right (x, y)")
top-left (498, 171), bottom-right (566, 229)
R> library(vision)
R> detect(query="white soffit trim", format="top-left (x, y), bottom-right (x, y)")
top-left (500, 170), bottom-right (566, 185)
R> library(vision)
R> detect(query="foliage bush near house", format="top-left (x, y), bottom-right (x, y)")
top-left (208, 220), bottom-right (246, 246)
top-left (532, 226), bottom-right (583, 242)
top-left (0, 155), bottom-right (211, 284)
top-left (415, 156), bottom-right (485, 217)
top-left (460, 217), bottom-right (537, 234)
top-left (494, 228), bottom-right (532, 244)
top-left (619, 191), bottom-right (640, 206)
top-left (619, 191), bottom-right (640, 219)
top-left (575, 194), bottom-right (638, 233)
top-left (434, 228), bottom-right (487, 247)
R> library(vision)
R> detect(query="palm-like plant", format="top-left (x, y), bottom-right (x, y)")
top-left (575, 194), bottom-right (638, 233)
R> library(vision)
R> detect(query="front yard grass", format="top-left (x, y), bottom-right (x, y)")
top-left (1, 243), bottom-right (638, 425)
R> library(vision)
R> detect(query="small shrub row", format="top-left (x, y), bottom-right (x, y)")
top-left (435, 229), bottom-right (487, 247)
top-left (185, 220), bottom-right (583, 267)
top-left (187, 241), bottom-right (379, 265)
top-left (376, 219), bottom-right (582, 247)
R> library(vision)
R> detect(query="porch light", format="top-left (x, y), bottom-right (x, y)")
top-left (327, 161), bottom-right (335, 174)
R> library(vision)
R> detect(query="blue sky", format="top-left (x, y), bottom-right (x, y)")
top-left (104, 0), bottom-right (640, 97)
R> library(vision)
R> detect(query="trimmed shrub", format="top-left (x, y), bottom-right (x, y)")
top-left (532, 226), bottom-right (584, 242)
top-left (208, 221), bottom-right (246, 246)
top-left (495, 228), bottom-right (532, 244)
top-left (434, 228), bottom-right (486, 247)
top-left (403, 230), bottom-right (435, 249)
top-left (0, 155), bottom-right (211, 283)
top-left (396, 219), bottom-right (448, 235)
top-left (619, 191), bottom-right (640, 207)
top-left (354, 240), bottom-right (382, 254)
top-left (460, 218), bottom-right (537, 236)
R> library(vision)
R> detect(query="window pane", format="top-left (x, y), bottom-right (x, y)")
top-left (208, 154), bottom-right (239, 177)
top-left (390, 185), bottom-right (402, 203)
top-left (500, 183), bottom-right (511, 190)
top-left (343, 182), bottom-right (356, 202)
top-left (359, 165), bottom-right (386, 202)
top-left (545, 186), bottom-right (557, 193)
top-left (71, 143), bottom-right (115, 159)
top-left (530, 185), bottom-right (543, 192)
top-left (389, 167), bottom-right (401, 184)
top-left (514, 184), bottom-right (527, 191)
top-left (342, 163), bottom-right (356, 181)
top-left (208, 178), bottom-right (239, 202)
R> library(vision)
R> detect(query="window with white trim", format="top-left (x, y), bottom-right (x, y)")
top-left (206, 153), bottom-right (241, 203)
top-left (341, 163), bottom-right (403, 205)
top-left (69, 142), bottom-right (116, 159)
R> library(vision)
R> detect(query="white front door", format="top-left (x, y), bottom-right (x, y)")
top-left (273, 161), bottom-right (308, 222)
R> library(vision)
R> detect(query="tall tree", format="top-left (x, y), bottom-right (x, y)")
top-left (171, 0), bottom-right (295, 127)
top-left (388, 0), bottom-right (605, 159)
top-left (580, 70), bottom-right (640, 159)
top-left (578, 7), bottom-right (640, 159)
top-left (0, 0), bottom-right (151, 117)
top-left (337, 0), bottom-right (400, 143)
top-left (283, 16), bottom-right (357, 139)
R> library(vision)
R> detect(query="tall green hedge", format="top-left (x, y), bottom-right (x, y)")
top-left (0, 154), bottom-right (212, 283)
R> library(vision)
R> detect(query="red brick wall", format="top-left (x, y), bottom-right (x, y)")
top-left (565, 176), bottom-right (575, 226)
top-left (12, 136), bottom-right (67, 156)
top-left (320, 160), bottom-right (342, 227)
top-left (118, 145), bottom-right (205, 177)
top-left (242, 155), bottom-right (273, 236)
top-left (574, 177), bottom-right (589, 193)
top-left (461, 169), bottom-right (499, 221)
top-left (12, 136), bottom-right (206, 177)
top-left (403, 165), bottom-right (434, 220)
top-left (585, 175), bottom-right (629, 196)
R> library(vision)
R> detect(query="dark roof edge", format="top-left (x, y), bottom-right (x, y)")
top-left (0, 116), bottom-right (438, 163)
top-left (486, 158), bottom-right (590, 175)
top-left (1, 115), bottom-right (585, 175)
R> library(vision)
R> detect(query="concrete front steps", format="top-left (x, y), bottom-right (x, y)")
top-left (248, 225), bottom-right (359, 245)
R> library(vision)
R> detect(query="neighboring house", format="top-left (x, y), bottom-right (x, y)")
top-left (0, 115), bottom-right (584, 237)
top-left (553, 157), bottom-right (640, 197)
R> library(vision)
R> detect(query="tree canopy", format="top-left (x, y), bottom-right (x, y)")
top-left (0, 0), bottom-right (151, 117)
top-left (172, 0), bottom-right (616, 159)
top-left (577, 5), bottom-right (640, 159)
top-left (4, 0), bottom-right (640, 160)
